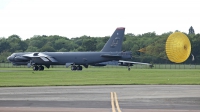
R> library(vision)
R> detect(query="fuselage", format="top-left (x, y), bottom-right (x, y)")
top-left (7, 51), bottom-right (132, 66)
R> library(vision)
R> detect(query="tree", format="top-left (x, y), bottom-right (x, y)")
top-left (0, 37), bottom-right (10, 53)
top-left (39, 45), bottom-right (56, 52)
top-left (26, 46), bottom-right (39, 52)
top-left (0, 51), bottom-right (11, 62)
top-left (54, 38), bottom-right (71, 51)
top-left (189, 26), bottom-right (195, 34)
top-left (7, 34), bottom-right (23, 52)
top-left (190, 34), bottom-right (200, 63)
top-left (82, 38), bottom-right (97, 51)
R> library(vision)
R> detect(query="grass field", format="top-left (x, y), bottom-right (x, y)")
top-left (1, 63), bottom-right (200, 69)
top-left (0, 67), bottom-right (199, 87)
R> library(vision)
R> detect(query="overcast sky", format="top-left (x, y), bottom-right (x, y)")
top-left (0, 0), bottom-right (199, 40)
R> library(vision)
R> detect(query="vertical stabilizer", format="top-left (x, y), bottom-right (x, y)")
top-left (101, 27), bottom-right (125, 52)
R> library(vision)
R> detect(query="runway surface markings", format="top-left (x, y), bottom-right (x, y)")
top-left (111, 92), bottom-right (122, 112)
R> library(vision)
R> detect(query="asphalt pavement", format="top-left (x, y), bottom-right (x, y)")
top-left (0, 85), bottom-right (199, 112)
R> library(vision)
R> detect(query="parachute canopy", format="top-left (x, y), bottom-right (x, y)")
top-left (165, 32), bottom-right (191, 63)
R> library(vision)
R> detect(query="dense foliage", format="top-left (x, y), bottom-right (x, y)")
top-left (0, 32), bottom-right (199, 64)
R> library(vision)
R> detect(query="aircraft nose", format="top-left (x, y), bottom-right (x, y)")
top-left (7, 56), bottom-right (13, 62)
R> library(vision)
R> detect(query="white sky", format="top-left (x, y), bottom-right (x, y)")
top-left (0, 0), bottom-right (199, 40)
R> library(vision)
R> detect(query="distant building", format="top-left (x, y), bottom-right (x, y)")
top-left (189, 26), bottom-right (195, 34)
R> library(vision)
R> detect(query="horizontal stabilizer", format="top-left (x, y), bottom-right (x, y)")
top-left (119, 60), bottom-right (151, 65)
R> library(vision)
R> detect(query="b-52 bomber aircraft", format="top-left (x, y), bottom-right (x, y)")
top-left (7, 27), bottom-right (151, 71)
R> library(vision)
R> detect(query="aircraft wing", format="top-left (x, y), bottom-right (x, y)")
top-left (118, 60), bottom-right (152, 66)
top-left (23, 53), bottom-right (58, 62)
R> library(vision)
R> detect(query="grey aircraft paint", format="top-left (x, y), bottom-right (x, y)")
top-left (7, 27), bottom-right (150, 71)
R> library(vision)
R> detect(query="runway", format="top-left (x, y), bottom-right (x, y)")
top-left (0, 85), bottom-right (200, 112)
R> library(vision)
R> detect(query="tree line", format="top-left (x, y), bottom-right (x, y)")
top-left (0, 31), bottom-right (200, 64)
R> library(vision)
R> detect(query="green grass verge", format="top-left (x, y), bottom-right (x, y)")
top-left (0, 67), bottom-right (200, 87)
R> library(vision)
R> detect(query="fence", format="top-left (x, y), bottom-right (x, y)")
top-left (0, 63), bottom-right (200, 69)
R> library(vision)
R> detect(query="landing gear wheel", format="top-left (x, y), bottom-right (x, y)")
top-left (38, 65), bottom-right (44, 71)
top-left (77, 66), bottom-right (83, 71)
top-left (71, 66), bottom-right (77, 71)
top-left (33, 65), bottom-right (39, 71)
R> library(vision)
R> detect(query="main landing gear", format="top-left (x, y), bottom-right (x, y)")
top-left (71, 65), bottom-right (83, 71)
top-left (33, 65), bottom-right (44, 71)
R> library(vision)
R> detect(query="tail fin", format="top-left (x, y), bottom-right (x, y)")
top-left (101, 27), bottom-right (125, 52)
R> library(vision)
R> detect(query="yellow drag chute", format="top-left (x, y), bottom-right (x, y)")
top-left (165, 32), bottom-right (191, 63)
